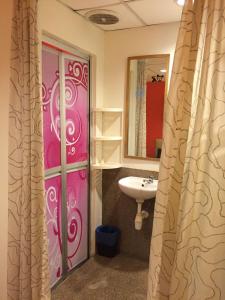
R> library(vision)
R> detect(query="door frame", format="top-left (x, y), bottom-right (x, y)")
top-left (42, 34), bottom-right (91, 288)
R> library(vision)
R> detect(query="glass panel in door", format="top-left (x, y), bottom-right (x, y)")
top-left (67, 168), bottom-right (88, 270)
top-left (45, 176), bottom-right (62, 286)
top-left (42, 49), bottom-right (61, 170)
top-left (64, 58), bottom-right (89, 164)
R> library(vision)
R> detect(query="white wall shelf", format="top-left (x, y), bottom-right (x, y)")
top-left (92, 107), bottom-right (123, 169)
top-left (91, 163), bottom-right (122, 170)
top-left (94, 136), bottom-right (122, 141)
top-left (93, 107), bottom-right (123, 112)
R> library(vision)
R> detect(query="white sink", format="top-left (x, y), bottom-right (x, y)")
top-left (118, 176), bottom-right (158, 200)
top-left (118, 176), bottom-right (158, 230)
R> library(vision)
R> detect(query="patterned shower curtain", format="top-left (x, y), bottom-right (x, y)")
top-left (148, 0), bottom-right (225, 299)
top-left (8, 0), bottom-right (50, 299)
top-left (135, 60), bottom-right (146, 157)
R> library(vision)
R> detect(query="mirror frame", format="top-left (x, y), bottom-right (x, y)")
top-left (124, 54), bottom-right (170, 161)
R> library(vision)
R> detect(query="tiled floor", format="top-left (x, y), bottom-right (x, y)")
top-left (52, 254), bottom-right (149, 300)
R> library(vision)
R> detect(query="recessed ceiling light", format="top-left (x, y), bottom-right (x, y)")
top-left (160, 69), bottom-right (167, 73)
top-left (175, 0), bottom-right (185, 6)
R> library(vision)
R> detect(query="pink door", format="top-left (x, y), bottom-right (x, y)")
top-left (42, 44), bottom-right (89, 287)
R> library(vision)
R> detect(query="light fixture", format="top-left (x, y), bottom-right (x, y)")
top-left (175, 0), bottom-right (185, 6)
top-left (85, 9), bottom-right (119, 25)
top-left (160, 69), bottom-right (167, 73)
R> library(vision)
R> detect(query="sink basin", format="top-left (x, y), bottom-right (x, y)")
top-left (118, 176), bottom-right (158, 200)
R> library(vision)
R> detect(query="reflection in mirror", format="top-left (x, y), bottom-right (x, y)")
top-left (125, 54), bottom-right (170, 160)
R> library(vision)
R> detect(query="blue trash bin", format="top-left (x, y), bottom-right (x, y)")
top-left (96, 225), bottom-right (120, 257)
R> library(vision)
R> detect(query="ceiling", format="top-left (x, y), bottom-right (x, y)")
top-left (59, 0), bottom-right (183, 31)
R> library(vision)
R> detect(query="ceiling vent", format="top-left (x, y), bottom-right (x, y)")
top-left (85, 9), bottom-right (119, 25)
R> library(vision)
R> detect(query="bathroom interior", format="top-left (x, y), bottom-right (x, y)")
top-left (1, 0), bottom-right (225, 299)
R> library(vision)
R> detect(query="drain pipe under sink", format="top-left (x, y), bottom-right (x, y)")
top-left (135, 199), bottom-right (149, 230)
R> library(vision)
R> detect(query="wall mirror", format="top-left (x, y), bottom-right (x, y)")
top-left (125, 54), bottom-right (170, 160)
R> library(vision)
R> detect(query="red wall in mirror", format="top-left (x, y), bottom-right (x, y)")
top-left (146, 81), bottom-right (165, 158)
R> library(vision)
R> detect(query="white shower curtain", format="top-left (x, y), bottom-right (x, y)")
top-left (8, 0), bottom-right (50, 299)
top-left (148, 0), bottom-right (225, 299)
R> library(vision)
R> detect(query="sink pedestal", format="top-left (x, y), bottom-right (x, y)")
top-left (135, 199), bottom-right (149, 230)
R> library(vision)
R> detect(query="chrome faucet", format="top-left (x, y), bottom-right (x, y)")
top-left (142, 176), bottom-right (154, 184)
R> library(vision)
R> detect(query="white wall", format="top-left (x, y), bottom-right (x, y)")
top-left (104, 22), bottom-right (179, 171)
top-left (0, 1), bottom-right (13, 299)
top-left (0, 0), bottom-right (12, 300)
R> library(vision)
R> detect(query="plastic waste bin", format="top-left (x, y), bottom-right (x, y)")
top-left (96, 225), bottom-right (120, 257)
